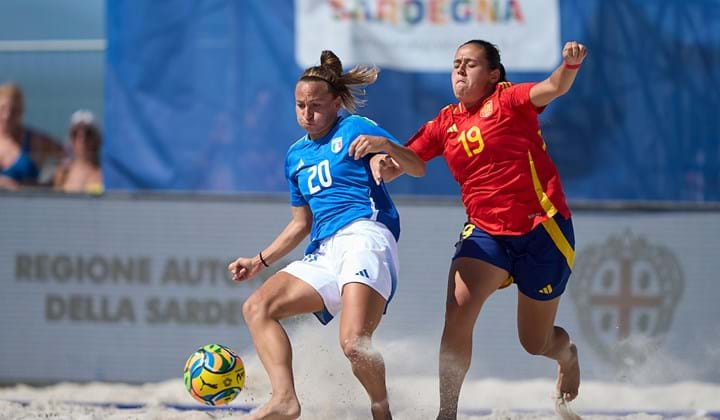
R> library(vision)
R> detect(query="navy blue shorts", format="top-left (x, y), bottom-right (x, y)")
top-left (452, 213), bottom-right (575, 301)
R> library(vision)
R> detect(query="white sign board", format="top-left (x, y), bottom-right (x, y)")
top-left (1, 193), bottom-right (719, 384)
top-left (295, 0), bottom-right (561, 72)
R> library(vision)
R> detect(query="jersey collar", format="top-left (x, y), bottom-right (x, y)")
top-left (457, 84), bottom-right (498, 115)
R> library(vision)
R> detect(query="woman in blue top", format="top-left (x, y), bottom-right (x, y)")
top-left (0, 83), bottom-right (62, 190)
top-left (228, 50), bottom-right (425, 420)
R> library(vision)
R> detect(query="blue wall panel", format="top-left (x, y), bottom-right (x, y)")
top-left (105, 0), bottom-right (720, 201)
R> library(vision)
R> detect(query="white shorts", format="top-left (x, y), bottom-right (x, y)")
top-left (281, 219), bottom-right (399, 324)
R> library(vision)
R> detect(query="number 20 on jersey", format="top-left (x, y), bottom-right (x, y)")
top-left (307, 159), bottom-right (332, 194)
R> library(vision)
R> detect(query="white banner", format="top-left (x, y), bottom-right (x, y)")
top-left (295, 0), bottom-right (560, 72)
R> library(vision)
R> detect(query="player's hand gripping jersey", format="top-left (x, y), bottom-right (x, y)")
top-left (407, 82), bottom-right (571, 235)
top-left (286, 115), bottom-right (401, 253)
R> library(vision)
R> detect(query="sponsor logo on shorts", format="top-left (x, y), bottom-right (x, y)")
top-left (354, 269), bottom-right (370, 279)
top-left (538, 284), bottom-right (553, 295)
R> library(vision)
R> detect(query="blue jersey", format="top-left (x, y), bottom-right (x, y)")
top-left (285, 115), bottom-right (400, 254)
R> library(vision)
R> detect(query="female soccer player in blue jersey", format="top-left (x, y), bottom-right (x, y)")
top-left (228, 50), bottom-right (425, 420)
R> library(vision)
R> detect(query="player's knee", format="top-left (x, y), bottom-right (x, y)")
top-left (340, 334), bottom-right (372, 361)
top-left (241, 293), bottom-right (270, 324)
top-left (519, 334), bottom-right (550, 356)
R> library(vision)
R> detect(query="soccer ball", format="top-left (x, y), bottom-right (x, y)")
top-left (183, 343), bottom-right (246, 406)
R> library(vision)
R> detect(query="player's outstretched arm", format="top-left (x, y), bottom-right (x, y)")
top-left (349, 135), bottom-right (425, 178)
top-left (530, 41), bottom-right (587, 107)
top-left (228, 205), bottom-right (313, 282)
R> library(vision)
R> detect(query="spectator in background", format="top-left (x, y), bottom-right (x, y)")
top-left (53, 110), bottom-right (103, 194)
top-left (0, 83), bottom-right (63, 190)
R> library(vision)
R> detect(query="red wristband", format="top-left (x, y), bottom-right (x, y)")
top-left (564, 62), bottom-right (581, 70)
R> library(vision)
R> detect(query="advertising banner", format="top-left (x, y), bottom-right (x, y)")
top-left (1, 193), bottom-right (718, 383)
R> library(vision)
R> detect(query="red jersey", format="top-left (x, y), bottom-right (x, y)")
top-left (407, 82), bottom-right (571, 235)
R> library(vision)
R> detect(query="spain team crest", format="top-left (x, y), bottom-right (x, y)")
top-left (331, 137), bottom-right (343, 153)
top-left (480, 101), bottom-right (493, 117)
top-left (570, 231), bottom-right (683, 369)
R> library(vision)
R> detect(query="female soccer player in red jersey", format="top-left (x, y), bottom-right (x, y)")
top-left (366, 40), bottom-right (588, 419)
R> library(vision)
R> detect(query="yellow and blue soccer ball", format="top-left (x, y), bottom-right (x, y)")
top-left (183, 343), bottom-right (246, 406)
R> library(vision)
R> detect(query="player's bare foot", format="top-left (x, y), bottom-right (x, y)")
top-left (371, 399), bottom-right (392, 420)
top-left (554, 394), bottom-right (582, 420)
top-left (436, 408), bottom-right (457, 420)
top-left (245, 397), bottom-right (301, 420)
top-left (556, 343), bottom-right (580, 402)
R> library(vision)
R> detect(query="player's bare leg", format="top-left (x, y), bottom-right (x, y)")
top-left (517, 294), bottom-right (581, 419)
top-left (340, 282), bottom-right (392, 420)
top-left (437, 258), bottom-right (508, 420)
top-left (242, 272), bottom-right (325, 420)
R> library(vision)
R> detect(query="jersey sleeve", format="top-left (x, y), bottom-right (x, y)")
top-left (285, 149), bottom-right (307, 206)
top-left (505, 82), bottom-right (546, 114)
top-left (405, 114), bottom-right (444, 161)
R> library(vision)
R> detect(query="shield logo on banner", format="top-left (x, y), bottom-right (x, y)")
top-left (570, 231), bottom-right (683, 369)
top-left (331, 137), bottom-right (343, 154)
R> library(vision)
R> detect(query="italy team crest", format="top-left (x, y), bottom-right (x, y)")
top-left (331, 137), bottom-right (343, 153)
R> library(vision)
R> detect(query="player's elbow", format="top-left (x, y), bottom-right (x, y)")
top-left (405, 160), bottom-right (426, 178)
top-left (297, 221), bottom-right (312, 237)
top-left (397, 153), bottom-right (426, 178)
top-left (531, 80), bottom-right (570, 107)
top-left (290, 214), bottom-right (313, 237)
